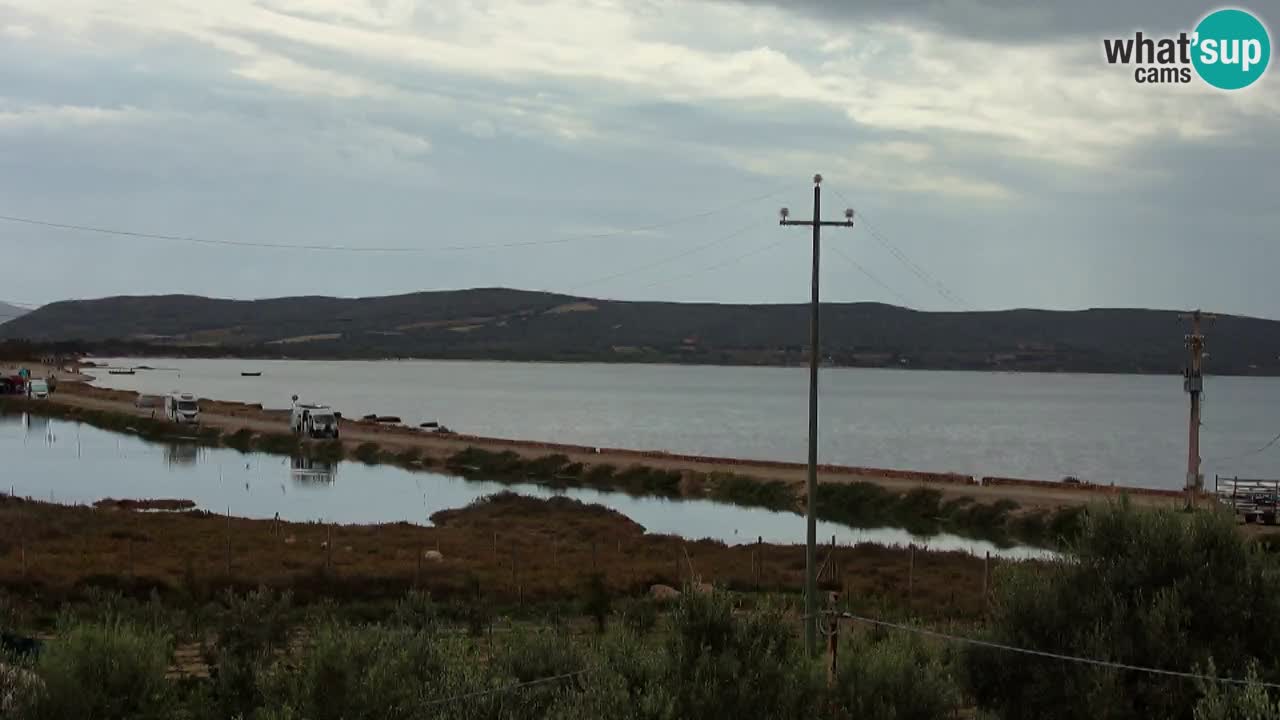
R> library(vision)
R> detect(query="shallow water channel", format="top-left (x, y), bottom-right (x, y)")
top-left (2, 413), bottom-right (1047, 559)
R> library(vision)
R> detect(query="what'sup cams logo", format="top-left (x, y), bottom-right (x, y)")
top-left (1103, 7), bottom-right (1271, 89)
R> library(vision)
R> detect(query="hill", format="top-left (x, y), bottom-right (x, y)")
top-left (0, 301), bottom-right (31, 326)
top-left (2, 288), bottom-right (1277, 374)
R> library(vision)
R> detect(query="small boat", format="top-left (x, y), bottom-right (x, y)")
top-left (241, 371), bottom-right (262, 377)
top-left (108, 369), bottom-right (135, 376)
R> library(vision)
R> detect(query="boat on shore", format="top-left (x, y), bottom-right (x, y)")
top-left (241, 371), bottom-right (262, 377)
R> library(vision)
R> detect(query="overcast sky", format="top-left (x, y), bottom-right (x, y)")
top-left (1, 0), bottom-right (1276, 317)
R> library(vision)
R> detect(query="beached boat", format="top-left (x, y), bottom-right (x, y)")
top-left (241, 371), bottom-right (262, 377)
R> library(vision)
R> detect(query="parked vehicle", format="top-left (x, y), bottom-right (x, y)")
top-left (26, 379), bottom-right (49, 399)
top-left (164, 392), bottom-right (200, 424)
top-left (291, 400), bottom-right (339, 439)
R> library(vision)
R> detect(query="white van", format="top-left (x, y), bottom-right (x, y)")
top-left (291, 401), bottom-right (339, 439)
top-left (164, 392), bottom-right (200, 424)
top-left (26, 379), bottom-right (49, 400)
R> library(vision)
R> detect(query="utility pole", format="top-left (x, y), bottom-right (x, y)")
top-left (1179, 309), bottom-right (1215, 508)
top-left (779, 174), bottom-right (855, 658)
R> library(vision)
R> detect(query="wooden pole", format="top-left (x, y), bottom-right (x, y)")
top-left (415, 544), bottom-right (422, 588)
top-left (225, 507), bottom-right (231, 577)
top-left (982, 551), bottom-right (990, 612)
top-left (592, 542), bottom-right (598, 571)
top-left (826, 614), bottom-right (839, 688)
top-left (755, 536), bottom-right (762, 591)
top-left (908, 544), bottom-right (915, 608)
top-left (327, 524), bottom-right (333, 573)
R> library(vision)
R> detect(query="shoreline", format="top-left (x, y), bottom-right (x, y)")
top-left (8, 374), bottom-right (1199, 520)
top-left (79, 353), bottom-right (1280, 379)
top-left (59, 373), bottom-right (1190, 509)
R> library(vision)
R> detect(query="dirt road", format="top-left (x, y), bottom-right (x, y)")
top-left (34, 379), bottom-right (1192, 513)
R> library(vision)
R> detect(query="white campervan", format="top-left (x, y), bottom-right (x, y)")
top-left (164, 392), bottom-right (200, 424)
top-left (290, 400), bottom-right (339, 439)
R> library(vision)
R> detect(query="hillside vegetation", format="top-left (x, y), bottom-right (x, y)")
top-left (4, 288), bottom-right (1279, 374)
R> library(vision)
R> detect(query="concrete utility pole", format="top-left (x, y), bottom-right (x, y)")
top-left (779, 174), bottom-right (854, 658)
top-left (1180, 309), bottom-right (1215, 508)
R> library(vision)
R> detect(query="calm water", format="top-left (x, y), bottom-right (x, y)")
top-left (89, 358), bottom-right (1280, 490)
top-left (1, 414), bottom-right (1041, 558)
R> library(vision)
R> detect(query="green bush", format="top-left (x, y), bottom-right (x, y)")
top-left (30, 620), bottom-right (175, 720)
top-left (203, 588), bottom-right (294, 719)
top-left (1194, 663), bottom-right (1280, 720)
top-left (353, 442), bottom-right (382, 464)
top-left (708, 472), bottom-right (795, 512)
top-left (257, 622), bottom-right (461, 720)
top-left (829, 629), bottom-right (961, 720)
top-left (966, 500), bottom-right (1280, 720)
top-left (616, 597), bottom-right (659, 636)
top-left (663, 590), bottom-right (817, 719)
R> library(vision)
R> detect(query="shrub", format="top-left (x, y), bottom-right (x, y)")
top-left (582, 572), bottom-right (611, 634)
top-left (966, 500), bottom-right (1280, 720)
top-left (30, 620), bottom-right (174, 720)
top-left (256, 622), bottom-right (459, 720)
top-left (204, 588), bottom-right (294, 719)
top-left (391, 590), bottom-right (438, 633)
top-left (709, 473), bottom-right (795, 512)
top-left (829, 629), bottom-right (961, 719)
top-left (663, 590), bottom-right (817, 719)
top-left (353, 442), bottom-right (381, 464)
top-left (615, 597), bottom-right (659, 636)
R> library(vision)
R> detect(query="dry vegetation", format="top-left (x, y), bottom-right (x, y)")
top-left (0, 492), bottom-right (998, 621)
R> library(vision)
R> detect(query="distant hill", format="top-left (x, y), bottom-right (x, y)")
top-left (0, 301), bottom-right (31, 326)
top-left (2, 288), bottom-right (1278, 375)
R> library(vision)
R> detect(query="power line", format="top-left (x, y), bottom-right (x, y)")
top-left (569, 220), bottom-right (758, 293)
top-left (0, 184), bottom-right (794, 255)
top-left (422, 669), bottom-right (589, 707)
top-left (827, 189), bottom-right (972, 310)
top-left (1205, 430), bottom-right (1280, 463)
top-left (836, 611), bottom-right (1280, 688)
top-left (828, 243), bottom-right (916, 310)
top-left (634, 235), bottom-right (787, 291)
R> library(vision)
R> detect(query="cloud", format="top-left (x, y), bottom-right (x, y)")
top-left (0, 0), bottom-right (1276, 318)
top-left (0, 102), bottom-right (155, 131)
top-left (717, 0), bottom-right (1220, 41)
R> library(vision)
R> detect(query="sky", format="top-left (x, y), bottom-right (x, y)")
top-left (0, 0), bottom-right (1277, 317)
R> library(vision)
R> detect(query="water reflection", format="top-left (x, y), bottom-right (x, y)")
top-left (1, 415), bottom-right (1048, 558)
top-left (165, 442), bottom-right (201, 467)
top-left (290, 456), bottom-right (337, 485)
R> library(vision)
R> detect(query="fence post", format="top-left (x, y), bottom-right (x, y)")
top-left (128, 537), bottom-right (135, 579)
top-left (747, 532), bottom-right (757, 589)
top-left (592, 542), bottom-right (598, 571)
top-left (326, 524), bottom-right (333, 574)
top-left (826, 613), bottom-right (839, 688)
top-left (225, 507), bottom-right (232, 577)
top-left (908, 544), bottom-right (915, 608)
top-left (982, 551), bottom-right (990, 612)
